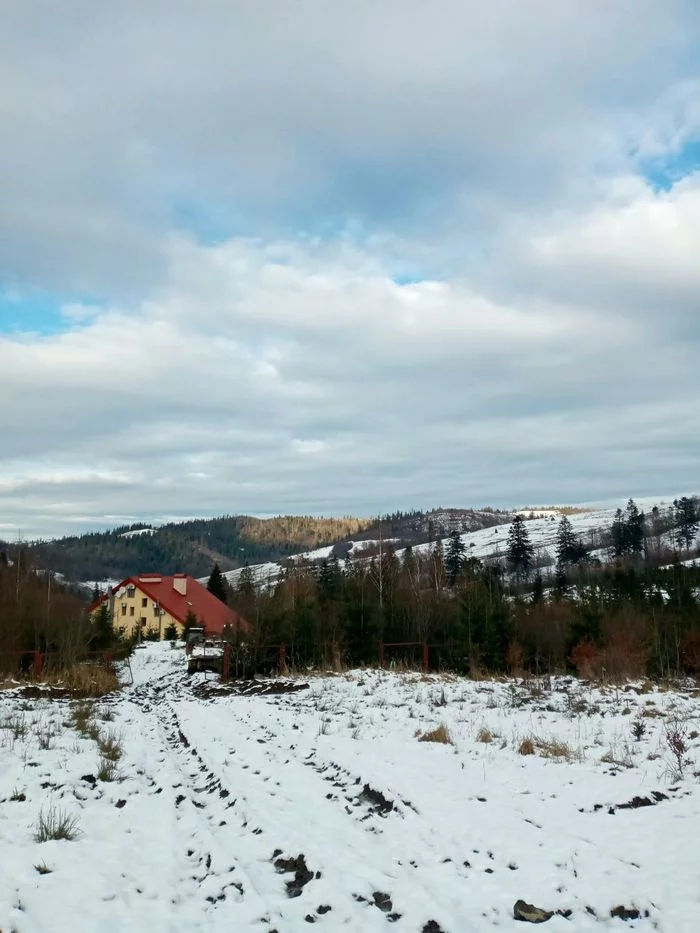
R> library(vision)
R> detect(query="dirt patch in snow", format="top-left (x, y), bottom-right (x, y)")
top-left (192, 679), bottom-right (310, 699)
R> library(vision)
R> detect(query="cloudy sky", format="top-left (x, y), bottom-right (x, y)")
top-left (2, 1), bottom-right (700, 539)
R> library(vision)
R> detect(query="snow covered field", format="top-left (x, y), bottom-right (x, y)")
top-left (1, 645), bottom-right (699, 932)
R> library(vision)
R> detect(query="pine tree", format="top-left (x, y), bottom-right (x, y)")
top-left (531, 572), bottom-right (544, 603)
top-left (553, 562), bottom-right (568, 599)
top-left (555, 516), bottom-right (585, 565)
top-left (236, 563), bottom-right (256, 599)
top-left (506, 515), bottom-right (534, 581)
top-left (318, 554), bottom-right (342, 604)
top-left (206, 563), bottom-right (228, 604)
top-left (445, 531), bottom-right (466, 586)
top-left (673, 497), bottom-right (699, 550)
top-left (625, 499), bottom-right (646, 556)
top-left (611, 508), bottom-right (627, 557)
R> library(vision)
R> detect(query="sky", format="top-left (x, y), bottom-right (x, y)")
top-left (1, 1), bottom-right (700, 540)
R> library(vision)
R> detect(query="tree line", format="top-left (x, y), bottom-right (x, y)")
top-left (0, 551), bottom-right (110, 673)
top-left (216, 498), bottom-right (700, 680)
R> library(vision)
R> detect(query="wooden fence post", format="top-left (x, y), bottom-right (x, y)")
top-left (422, 642), bottom-right (429, 672)
top-left (33, 650), bottom-right (43, 679)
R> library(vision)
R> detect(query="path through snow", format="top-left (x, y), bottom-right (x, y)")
top-left (1, 645), bottom-right (700, 931)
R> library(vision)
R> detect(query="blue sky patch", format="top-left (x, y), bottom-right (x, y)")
top-left (640, 139), bottom-right (700, 191)
top-left (0, 290), bottom-right (99, 336)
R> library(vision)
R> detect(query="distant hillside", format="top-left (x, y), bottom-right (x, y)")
top-left (3, 515), bottom-right (373, 583)
top-left (1, 508), bottom-right (511, 584)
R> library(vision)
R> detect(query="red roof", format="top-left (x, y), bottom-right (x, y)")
top-left (95, 573), bottom-right (250, 636)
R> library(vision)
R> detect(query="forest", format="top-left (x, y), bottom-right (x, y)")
top-left (0, 508), bottom-right (507, 583)
top-left (220, 498), bottom-right (700, 680)
top-left (3, 514), bottom-right (374, 582)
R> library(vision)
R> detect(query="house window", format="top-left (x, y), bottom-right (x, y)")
top-left (129, 606), bottom-right (135, 617)
top-left (127, 585), bottom-right (135, 597)
top-left (141, 597), bottom-right (147, 608)
top-left (121, 605), bottom-right (126, 617)
top-left (140, 618), bottom-right (147, 627)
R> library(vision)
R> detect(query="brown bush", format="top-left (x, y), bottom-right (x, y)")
top-left (505, 641), bottom-right (525, 677)
top-left (417, 724), bottom-right (453, 745)
top-left (569, 641), bottom-right (602, 679)
top-left (680, 631), bottom-right (700, 673)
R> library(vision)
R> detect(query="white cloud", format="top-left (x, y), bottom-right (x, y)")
top-left (0, 2), bottom-right (699, 537)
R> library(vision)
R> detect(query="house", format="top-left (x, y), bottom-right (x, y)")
top-left (91, 573), bottom-right (250, 641)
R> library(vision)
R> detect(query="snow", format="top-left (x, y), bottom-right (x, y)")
top-left (211, 504), bottom-right (680, 592)
top-left (119, 527), bottom-right (155, 538)
top-left (398, 508), bottom-right (618, 564)
top-left (2, 644), bottom-right (699, 931)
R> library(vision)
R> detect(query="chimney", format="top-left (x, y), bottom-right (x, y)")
top-left (173, 574), bottom-right (187, 596)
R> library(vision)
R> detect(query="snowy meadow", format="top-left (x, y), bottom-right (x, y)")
top-left (1, 644), bottom-right (699, 932)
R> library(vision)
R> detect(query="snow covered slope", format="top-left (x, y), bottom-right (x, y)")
top-left (210, 504), bottom-right (662, 590)
top-left (1, 644), bottom-right (699, 931)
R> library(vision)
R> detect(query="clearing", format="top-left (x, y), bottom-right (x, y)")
top-left (1, 645), bottom-right (699, 932)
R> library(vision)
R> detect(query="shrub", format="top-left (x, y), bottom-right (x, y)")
top-left (417, 724), bottom-right (453, 745)
top-left (518, 737), bottom-right (535, 755)
top-left (538, 738), bottom-right (575, 760)
top-left (34, 807), bottom-right (81, 842)
top-left (664, 717), bottom-right (689, 782)
top-left (631, 718), bottom-right (647, 742)
top-left (569, 641), bottom-right (602, 679)
top-left (476, 727), bottom-right (493, 744)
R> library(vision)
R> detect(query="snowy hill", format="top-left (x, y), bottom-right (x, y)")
top-left (211, 504), bottom-right (667, 590)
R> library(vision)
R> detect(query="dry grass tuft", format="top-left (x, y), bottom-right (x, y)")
top-left (417, 724), bottom-right (453, 745)
top-left (538, 738), bottom-right (575, 760)
top-left (70, 702), bottom-right (94, 734)
top-left (97, 730), bottom-right (123, 762)
top-left (57, 665), bottom-right (120, 697)
top-left (476, 727), bottom-right (494, 744)
top-left (97, 756), bottom-right (118, 782)
top-left (518, 737), bottom-right (536, 755)
top-left (34, 806), bottom-right (81, 842)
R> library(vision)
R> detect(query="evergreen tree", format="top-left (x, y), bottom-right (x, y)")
top-left (237, 563), bottom-right (256, 599)
top-left (556, 515), bottom-right (585, 565)
top-left (206, 563), bottom-right (228, 604)
top-left (445, 530), bottom-right (466, 586)
top-left (673, 496), bottom-right (699, 550)
top-left (531, 572), bottom-right (544, 604)
top-left (318, 554), bottom-right (342, 604)
top-left (91, 601), bottom-right (113, 650)
top-left (506, 515), bottom-right (534, 580)
top-left (611, 508), bottom-right (627, 557)
top-left (625, 499), bottom-right (646, 556)
top-left (553, 562), bottom-right (568, 599)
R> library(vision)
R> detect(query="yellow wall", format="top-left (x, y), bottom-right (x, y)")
top-left (92, 582), bottom-right (185, 640)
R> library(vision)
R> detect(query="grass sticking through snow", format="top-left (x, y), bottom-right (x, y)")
top-left (417, 724), bottom-right (453, 745)
top-left (34, 806), bottom-right (81, 842)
